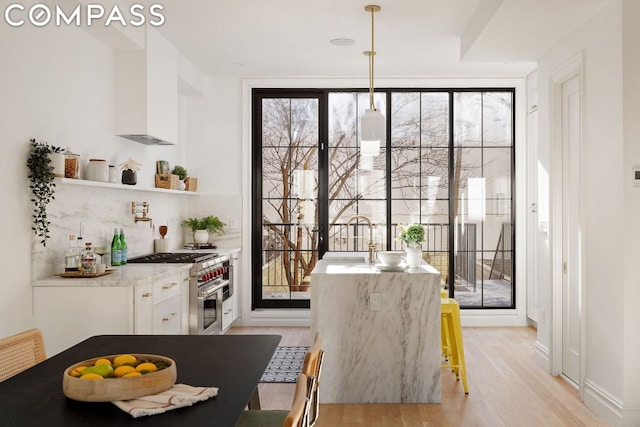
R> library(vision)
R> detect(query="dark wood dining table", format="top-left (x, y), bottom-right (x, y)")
top-left (0, 334), bottom-right (281, 427)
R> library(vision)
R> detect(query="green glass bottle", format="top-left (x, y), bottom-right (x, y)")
top-left (111, 228), bottom-right (121, 266)
top-left (119, 228), bottom-right (128, 264)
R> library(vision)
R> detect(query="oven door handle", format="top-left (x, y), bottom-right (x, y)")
top-left (197, 285), bottom-right (222, 300)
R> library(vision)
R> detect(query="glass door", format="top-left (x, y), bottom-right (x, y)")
top-left (252, 92), bottom-right (321, 309)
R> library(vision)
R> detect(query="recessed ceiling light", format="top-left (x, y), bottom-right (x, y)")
top-left (330, 38), bottom-right (356, 47)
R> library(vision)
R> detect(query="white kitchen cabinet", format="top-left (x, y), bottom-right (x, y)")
top-left (180, 270), bottom-right (190, 334)
top-left (134, 283), bottom-right (153, 334)
top-left (221, 297), bottom-right (234, 332)
top-left (230, 251), bottom-right (240, 328)
top-left (152, 296), bottom-right (181, 334)
top-left (34, 270), bottom-right (188, 357)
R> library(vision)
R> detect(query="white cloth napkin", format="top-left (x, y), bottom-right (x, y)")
top-left (112, 383), bottom-right (218, 418)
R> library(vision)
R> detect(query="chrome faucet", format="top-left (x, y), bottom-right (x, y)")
top-left (346, 215), bottom-right (377, 264)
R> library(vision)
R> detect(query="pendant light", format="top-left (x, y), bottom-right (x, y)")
top-left (361, 4), bottom-right (384, 157)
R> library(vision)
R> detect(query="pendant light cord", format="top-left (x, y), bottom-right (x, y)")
top-left (369, 7), bottom-right (375, 110)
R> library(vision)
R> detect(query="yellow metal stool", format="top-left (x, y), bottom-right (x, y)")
top-left (440, 289), bottom-right (450, 361)
top-left (441, 297), bottom-right (469, 394)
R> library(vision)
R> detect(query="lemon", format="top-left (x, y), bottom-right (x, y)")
top-left (69, 366), bottom-right (87, 377)
top-left (113, 354), bottom-right (137, 367)
top-left (114, 365), bottom-right (135, 377)
top-left (80, 373), bottom-right (104, 380)
top-left (123, 371), bottom-right (142, 378)
top-left (134, 362), bottom-right (157, 374)
top-left (94, 358), bottom-right (112, 366)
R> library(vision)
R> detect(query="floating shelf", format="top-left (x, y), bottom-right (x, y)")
top-left (55, 178), bottom-right (200, 196)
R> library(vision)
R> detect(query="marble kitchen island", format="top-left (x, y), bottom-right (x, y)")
top-left (310, 256), bottom-right (442, 403)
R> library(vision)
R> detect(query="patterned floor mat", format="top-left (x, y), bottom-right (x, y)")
top-left (260, 346), bottom-right (310, 383)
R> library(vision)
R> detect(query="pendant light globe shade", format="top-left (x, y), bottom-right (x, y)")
top-left (361, 108), bottom-right (385, 156)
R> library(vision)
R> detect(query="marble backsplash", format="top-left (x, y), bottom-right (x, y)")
top-left (31, 181), bottom-right (243, 280)
top-left (31, 181), bottom-right (189, 280)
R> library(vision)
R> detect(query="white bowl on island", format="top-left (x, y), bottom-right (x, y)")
top-left (376, 251), bottom-right (404, 267)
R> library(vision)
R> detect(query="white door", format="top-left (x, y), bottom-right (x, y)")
top-left (526, 104), bottom-right (538, 321)
top-left (561, 75), bottom-right (581, 384)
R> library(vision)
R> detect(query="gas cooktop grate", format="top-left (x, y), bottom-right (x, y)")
top-left (127, 252), bottom-right (218, 264)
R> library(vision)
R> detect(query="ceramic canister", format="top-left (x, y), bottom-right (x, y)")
top-left (50, 152), bottom-right (65, 178)
top-left (108, 165), bottom-right (117, 183)
top-left (87, 159), bottom-right (109, 182)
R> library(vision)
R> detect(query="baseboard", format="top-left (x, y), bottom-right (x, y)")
top-left (240, 309), bottom-right (311, 327)
top-left (534, 341), bottom-right (550, 371)
top-left (460, 310), bottom-right (527, 327)
top-left (239, 308), bottom-right (527, 327)
top-left (622, 404), bottom-right (640, 426)
top-left (583, 378), bottom-right (623, 425)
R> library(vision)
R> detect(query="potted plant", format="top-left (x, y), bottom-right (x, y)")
top-left (119, 158), bottom-right (141, 185)
top-left (396, 223), bottom-right (425, 268)
top-left (27, 138), bottom-right (62, 246)
top-left (181, 215), bottom-right (225, 243)
top-left (171, 165), bottom-right (187, 190)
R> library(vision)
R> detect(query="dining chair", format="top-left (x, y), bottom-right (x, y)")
top-left (301, 333), bottom-right (323, 427)
top-left (0, 328), bottom-right (47, 382)
top-left (236, 372), bottom-right (311, 427)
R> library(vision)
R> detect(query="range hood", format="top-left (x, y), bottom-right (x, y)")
top-left (115, 29), bottom-right (178, 146)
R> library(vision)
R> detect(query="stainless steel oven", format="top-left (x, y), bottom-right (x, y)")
top-left (193, 279), bottom-right (223, 335)
top-left (189, 255), bottom-right (232, 335)
top-left (127, 252), bottom-right (232, 335)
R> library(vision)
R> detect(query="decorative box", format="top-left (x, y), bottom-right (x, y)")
top-left (155, 174), bottom-right (179, 190)
top-left (184, 177), bottom-right (198, 192)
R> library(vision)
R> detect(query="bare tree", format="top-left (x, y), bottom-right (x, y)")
top-left (259, 91), bottom-right (509, 290)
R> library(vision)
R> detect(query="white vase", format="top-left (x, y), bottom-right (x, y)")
top-left (405, 246), bottom-right (422, 269)
top-left (178, 180), bottom-right (186, 191)
top-left (193, 230), bottom-right (209, 243)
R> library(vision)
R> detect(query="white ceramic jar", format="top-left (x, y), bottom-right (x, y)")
top-left (50, 152), bottom-right (65, 178)
top-left (86, 159), bottom-right (109, 182)
top-left (108, 165), bottom-right (117, 183)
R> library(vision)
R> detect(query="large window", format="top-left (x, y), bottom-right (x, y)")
top-left (252, 88), bottom-right (515, 310)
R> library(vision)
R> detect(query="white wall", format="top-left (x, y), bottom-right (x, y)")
top-left (535, 1), bottom-right (634, 423)
top-left (621, 0), bottom-right (640, 423)
top-left (185, 77), bottom-right (243, 196)
top-left (0, 23), bottom-right (204, 339)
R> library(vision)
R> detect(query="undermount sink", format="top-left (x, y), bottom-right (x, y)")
top-left (322, 256), bottom-right (368, 264)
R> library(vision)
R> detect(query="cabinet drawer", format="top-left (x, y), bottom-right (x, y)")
top-left (153, 295), bottom-right (181, 335)
top-left (222, 297), bottom-right (234, 331)
top-left (153, 274), bottom-right (182, 304)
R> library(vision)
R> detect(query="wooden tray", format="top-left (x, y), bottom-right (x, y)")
top-left (56, 270), bottom-right (114, 278)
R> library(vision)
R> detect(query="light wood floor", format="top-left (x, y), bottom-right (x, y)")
top-left (227, 326), bottom-right (611, 427)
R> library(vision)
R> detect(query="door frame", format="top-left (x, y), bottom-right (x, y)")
top-left (549, 52), bottom-right (586, 397)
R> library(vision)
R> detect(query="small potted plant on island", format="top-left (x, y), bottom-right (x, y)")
top-left (181, 215), bottom-right (225, 244)
top-left (396, 223), bottom-right (425, 269)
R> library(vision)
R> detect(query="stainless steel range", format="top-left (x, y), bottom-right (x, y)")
top-left (127, 252), bottom-right (232, 335)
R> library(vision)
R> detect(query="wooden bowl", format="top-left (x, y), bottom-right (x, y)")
top-left (62, 354), bottom-right (177, 402)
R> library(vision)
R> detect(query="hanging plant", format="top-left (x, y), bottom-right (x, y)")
top-left (27, 138), bottom-right (62, 246)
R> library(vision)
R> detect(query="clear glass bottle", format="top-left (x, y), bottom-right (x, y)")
top-left (119, 228), bottom-right (128, 264)
top-left (111, 228), bottom-right (121, 266)
top-left (64, 234), bottom-right (80, 272)
top-left (81, 242), bottom-right (97, 274)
